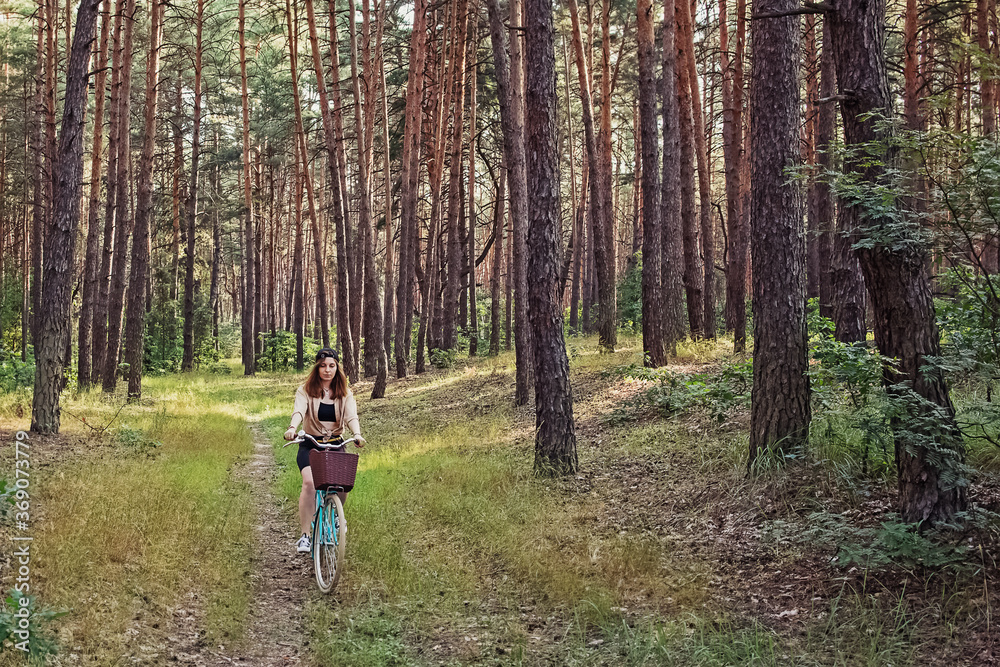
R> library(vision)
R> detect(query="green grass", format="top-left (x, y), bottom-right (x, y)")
top-left (0, 333), bottom-right (992, 665)
top-left (0, 371), bottom-right (302, 664)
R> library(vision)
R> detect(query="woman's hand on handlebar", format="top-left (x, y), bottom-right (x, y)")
top-left (353, 435), bottom-right (366, 448)
top-left (284, 427), bottom-right (297, 441)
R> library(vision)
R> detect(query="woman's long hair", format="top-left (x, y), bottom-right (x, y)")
top-left (303, 348), bottom-right (349, 399)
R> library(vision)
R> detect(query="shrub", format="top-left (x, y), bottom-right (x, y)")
top-left (0, 589), bottom-right (68, 658)
top-left (616, 359), bottom-right (752, 423)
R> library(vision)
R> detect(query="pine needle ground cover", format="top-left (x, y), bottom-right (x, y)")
top-left (0, 338), bottom-right (997, 665)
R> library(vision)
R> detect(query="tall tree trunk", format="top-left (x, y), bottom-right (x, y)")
top-left (509, 0), bottom-right (532, 402)
top-left (352, 0), bottom-right (387, 396)
top-left (395, 0), bottom-right (429, 377)
top-left (30, 18), bottom-right (44, 360)
top-left (78, 0), bottom-right (111, 390)
top-left (676, 0), bottom-right (703, 338)
top-left (293, 142), bottom-right (306, 371)
top-left (816, 19), bottom-right (835, 320)
top-left (210, 132), bottom-right (221, 343)
top-left (379, 0), bottom-right (395, 364)
top-left (31, 0), bottom-right (100, 433)
top-left (525, 0), bottom-right (577, 474)
top-left (170, 78), bottom-right (183, 301)
top-left (661, 0), bottom-right (685, 350)
top-left (563, 38), bottom-right (582, 334)
top-left (123, 0), bottom-right (163, 399)
top-left (721, 0), bottom-right (748, 350)
top-left (638, 0), bottom-right (666, 367)
top-left (424, 13), bottom-right (455, 362)
top-left (489, 163), bottom-right (505, 356)
top-left (91, 0), bottom-right (123, 381)
top-left (748, 0), bottom-right (811, 462)
top-left (443, 0), bottom-right (470, 351)
top-left (253, 149), bottom-right (263, 363)
top-left (305, 0), bottom-right (352, 373)
top-left (487, 0), bottom-right (531, 403)
top-left (594, 0), bottom-right (617, 351)
top-left (804, 15), bottom-right (820, 301)
top-left (832, 203), bottom-right (867, 342)
top-left (327, 0), bottom-right (360, 369)
top-left (102, 0), bottom-right (135, 389)
top-left (566, 0), bottom-right (612, 351)
top-left (180, 0), bottom-right (202, 373)
top-left (828, 0), bottom-right (967, 523)
top-left (294, 0), bottom-right (334, 356)
top-left (681, 0), bottom-right (716, 338)
top-left (239, 0), bottom-right (256, 374)
top-left (903, 0), bottom-right (922, 133)
top-left (467, 25), bottom-right (480, 358)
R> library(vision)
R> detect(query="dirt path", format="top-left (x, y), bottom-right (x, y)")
top-left (166, 424), bottom-right (312, 666)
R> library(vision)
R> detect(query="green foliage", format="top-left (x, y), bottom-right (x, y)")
top-left (617, 254), bottom-right (643, 332)
top-left (614, 360), bottom-right (752, 423)
top-left (0, 349), bottom-right (34, 392)
top-left (429, 347), bottom-right (457, 369)
top-left (936, 268), bottom-right (1000, 379)
top-left (0, 589), bottom-right (68, 658)
top-left (112, 425), bottom-right (163, 459)
top-left (807, 302), bottom-right (895, 475)
top-left (256, 330), bottom-right (320, 371)
top-left (0, 272), bottom-right (26, 355)
top-left (764, 512), bottom-right (972, 573)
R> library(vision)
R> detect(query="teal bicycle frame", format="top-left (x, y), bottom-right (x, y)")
top-left (311, 486), bottom-right (342, 559)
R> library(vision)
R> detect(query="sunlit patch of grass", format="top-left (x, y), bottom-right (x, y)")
top-left (674, 336), bottom-right (737, 364)
top-left (1, 373), bottom-right (273, 662)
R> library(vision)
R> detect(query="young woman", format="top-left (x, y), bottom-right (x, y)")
top-left (285, 348), bottom-right (365, 553)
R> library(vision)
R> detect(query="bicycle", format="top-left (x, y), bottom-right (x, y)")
top-left (285, 432), bottom-right (361, 593)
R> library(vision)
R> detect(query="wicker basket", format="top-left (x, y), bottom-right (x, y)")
top-left (309, 449), bottom-right (359, 492)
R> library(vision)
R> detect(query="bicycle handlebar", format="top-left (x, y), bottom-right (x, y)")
top-left (284, 430), bottom-right (363, 449)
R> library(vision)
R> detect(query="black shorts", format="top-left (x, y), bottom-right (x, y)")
top-left (296, 436), bottom-right (344, 471)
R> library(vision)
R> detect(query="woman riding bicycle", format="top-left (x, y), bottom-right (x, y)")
top-left (285, 348), bottom-right (365, 553)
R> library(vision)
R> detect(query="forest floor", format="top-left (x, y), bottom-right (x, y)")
top-left (0, 334), bottom-right (998, 665)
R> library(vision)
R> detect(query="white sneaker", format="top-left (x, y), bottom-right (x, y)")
top-left (296, 534), bottom-right (311, 553)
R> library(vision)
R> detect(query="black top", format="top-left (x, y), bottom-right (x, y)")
top-left (317, 401), bottom-right (337, 423)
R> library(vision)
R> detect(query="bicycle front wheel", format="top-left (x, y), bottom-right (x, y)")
top-left (312, 492), bottom-right (346, 592)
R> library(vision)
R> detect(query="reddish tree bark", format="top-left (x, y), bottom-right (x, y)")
top-left (487, 0), bottom-right (532, 402)
top-left (123, 0), bottom-right (163, 399)
top-left (395, 0), bottom-right (430, 377)
top-left (77, 0), bottom-right (111, 390)
top-left (720, 0), bottom-right (748, 350)
top-left (102, 0), bottom-right (135, 389)
top-left (680, 0), bottom-right (716, 338)
top-left (179, 0), bottom-right (201, 375)
top-left (239, 0), bottom-right (256, 374)
top-left (90, 0), bottom-right (123, 381)
top-left (675, 0), bottom-right (703, 338)
top-left (443, 0), bottom-right (471, 351)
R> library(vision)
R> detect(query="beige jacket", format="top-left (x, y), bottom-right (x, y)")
top-left (290, 386), bottom-right (361, 441)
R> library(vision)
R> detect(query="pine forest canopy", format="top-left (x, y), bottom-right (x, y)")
top-left (0, 0), bottom-right (997, 520)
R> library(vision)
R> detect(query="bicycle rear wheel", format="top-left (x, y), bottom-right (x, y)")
top-left (312, 491), bottom-right (346, 592)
